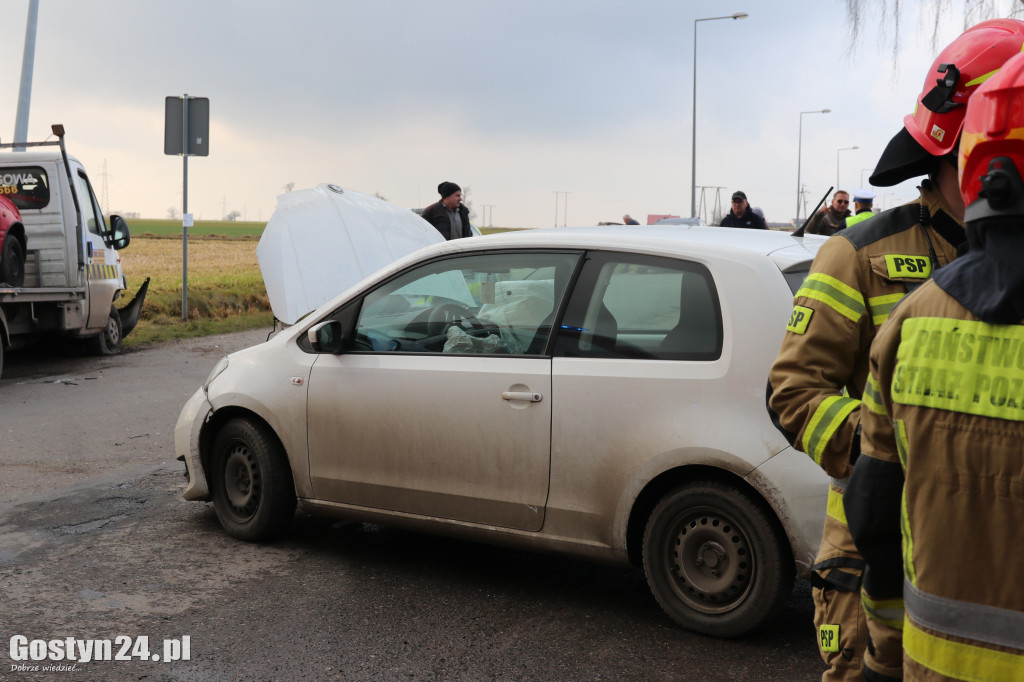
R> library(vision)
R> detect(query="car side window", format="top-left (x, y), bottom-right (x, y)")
top-left (554, 252), bottom-right (722, 361)
top-left (351, 251), bottom-right (580, 355)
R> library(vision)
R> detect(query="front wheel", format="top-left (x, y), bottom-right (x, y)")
top-left (91, 305), bottom-right (122, 355)
top-left (642, 480), bottom-right (792, 638)
top-left (210, 418), bottom-right (296, 541)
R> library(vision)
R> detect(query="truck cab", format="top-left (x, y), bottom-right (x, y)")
top-left (0, 125), bottom-right (148, 377)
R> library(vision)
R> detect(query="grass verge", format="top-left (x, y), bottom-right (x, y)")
top-left (120, 236), bottom-right (271, 347)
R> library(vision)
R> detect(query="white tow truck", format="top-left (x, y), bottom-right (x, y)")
top-left (0, 124), bottom-right (148, 378)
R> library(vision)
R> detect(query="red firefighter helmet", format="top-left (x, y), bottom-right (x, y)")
top-left (871, 19), bottom-right (1024, 187)
top-left (959, 50), bottom-right (1024, 220)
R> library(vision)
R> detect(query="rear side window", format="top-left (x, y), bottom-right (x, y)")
top-left (554, 252), bottom-right (722, 361)
top-left (0, 167), bottom-right (50, 210)
top-left (783, 266), bottom-right (811, 295)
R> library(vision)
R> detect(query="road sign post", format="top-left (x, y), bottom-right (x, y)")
top-left (164, 95), bottom-right (209, 320)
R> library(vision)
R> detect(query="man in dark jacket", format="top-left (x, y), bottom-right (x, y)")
top-left (420, 181), bottom-right (472, 240)
top-left (805, 190), bottom-right (852, 235)
top-left (720, 191), bottom-right (767, 229)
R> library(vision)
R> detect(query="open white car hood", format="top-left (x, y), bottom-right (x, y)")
top-left (257, 184), bottom-right (443, 324)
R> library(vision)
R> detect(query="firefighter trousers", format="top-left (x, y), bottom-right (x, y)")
top-left (812, 484), bottom-right (901, 681)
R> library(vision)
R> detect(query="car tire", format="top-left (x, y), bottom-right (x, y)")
top-left (210, 418), bottom-right (296, 541)
top-left (91, 305), bottom-right (123, 356)
top-left (0, 236), bottom-right (25, 287)
top-left (642, 480), bottom-right (793, 638)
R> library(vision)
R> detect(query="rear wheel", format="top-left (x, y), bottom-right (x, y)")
top-left (0, 236), bottom-right (25, 287)
top-left (91, 305), bottom-right (122, 355)
top-left (210, 418), bottom-right (296, 541)
top-left (642, 480), bottom-right (792, 637)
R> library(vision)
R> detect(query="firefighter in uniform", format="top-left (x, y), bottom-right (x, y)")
top-left (846, 53), bottom-right (1024, 680)
top-left (767, 19), bottom-right (1024, 681)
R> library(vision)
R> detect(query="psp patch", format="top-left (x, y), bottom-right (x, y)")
top-left (885, 254), bottom-right (931, 279)
top-left (786, 305), bottom-right (813, 334)
top-left (819, 624), bottom-right (840, 653)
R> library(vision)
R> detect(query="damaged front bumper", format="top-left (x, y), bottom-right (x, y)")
top-left (118, 276), bottom-right (150, 337)
top-left (174, 386), bottom-right (213, 501)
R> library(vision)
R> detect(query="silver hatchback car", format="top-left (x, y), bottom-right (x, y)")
top-left (176, 226), bottom-right (828, 637)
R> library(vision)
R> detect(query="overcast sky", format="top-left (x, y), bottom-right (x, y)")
top-left (0, 0), bottom-right (991, 227)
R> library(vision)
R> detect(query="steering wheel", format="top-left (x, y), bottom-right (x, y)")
top-left (426, 304), bottom-right (484, 336)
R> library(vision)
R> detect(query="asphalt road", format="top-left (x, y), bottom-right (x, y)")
top-left (0, 330), bottom-right (826, 681)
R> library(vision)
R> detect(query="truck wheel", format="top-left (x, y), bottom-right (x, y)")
top-left (642, 480), bottom-right (793, 638)
top-left (0, 236), bottom-right (25, 287)
top-left (209, 418), bottom-right (296, 541)
top-left (92, 305), bottom-right (123, 355)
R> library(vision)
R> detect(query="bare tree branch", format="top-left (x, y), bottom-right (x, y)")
top-left (844, 0), bottom-right (1024, 60)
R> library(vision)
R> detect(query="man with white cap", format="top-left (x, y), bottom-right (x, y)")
top-left (842, 190), bottom-right (876, 230)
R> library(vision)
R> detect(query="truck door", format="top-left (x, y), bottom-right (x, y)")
top-left (72, 169), bottom-right (120, 330)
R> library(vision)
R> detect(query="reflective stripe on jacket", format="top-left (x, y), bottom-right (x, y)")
top-left (848, 279), bottom-right (1024, 679)
top-left (768, 182), bottom-right (963, 479)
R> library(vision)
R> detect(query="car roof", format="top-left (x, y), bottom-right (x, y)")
top-left (287, 225), bottom-right (824, 330)
top-left (437, 225), bottom-right (822, 272)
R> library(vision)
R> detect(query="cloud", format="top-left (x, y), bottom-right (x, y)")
top-left (0, 0), bottom-right (978, 226)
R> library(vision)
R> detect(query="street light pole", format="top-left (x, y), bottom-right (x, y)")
top-left (796, 108), bottom-right (831, 223)
top-left (692, 11), bottom-right (748, 219)
top-left (553, 191), bottom-right (570, 227)
top-left (836, 146), bottom-right (859, 188)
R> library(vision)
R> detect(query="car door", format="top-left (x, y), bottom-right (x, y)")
top-left (72, 167), bottom-right (117, 329)
top-left (306, 250), bottom-right (581, 531)
top-left (547, 251), bottom-right (726, 543)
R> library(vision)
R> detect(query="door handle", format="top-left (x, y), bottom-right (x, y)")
top-left (501, 391), bottom-right (543, 403)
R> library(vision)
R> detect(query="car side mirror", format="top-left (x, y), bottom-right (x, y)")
top-left (308, 320), bottom-right (345, 354)
top-left (107, 215), bottom-right (131, 250)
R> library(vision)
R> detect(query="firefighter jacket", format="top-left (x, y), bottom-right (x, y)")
top-left (845, 279), bottom-right (1024, 680)
top-left (768, 181), bottom-right (965, 481)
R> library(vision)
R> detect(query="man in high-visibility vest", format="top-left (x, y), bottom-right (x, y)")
top-left (767, 19), bottom-right (1024, 681)
top-left (842, 191), bottom-right (875, 230)
top-left (846, 51), bottom-right (1024, 679)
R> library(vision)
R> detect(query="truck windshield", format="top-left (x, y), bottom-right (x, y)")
top-left (0, 167), bottom-right (50, 211)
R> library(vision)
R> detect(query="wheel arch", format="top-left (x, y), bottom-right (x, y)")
top-left (199, 405), bottom-right (298, 495)
top-left (7, 221), bottom-right (27, 250)
top-left (625, 465), bottom-right (794, 571)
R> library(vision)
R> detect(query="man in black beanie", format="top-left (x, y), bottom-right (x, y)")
top-left (420, 181), bottom-right (472, 240)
